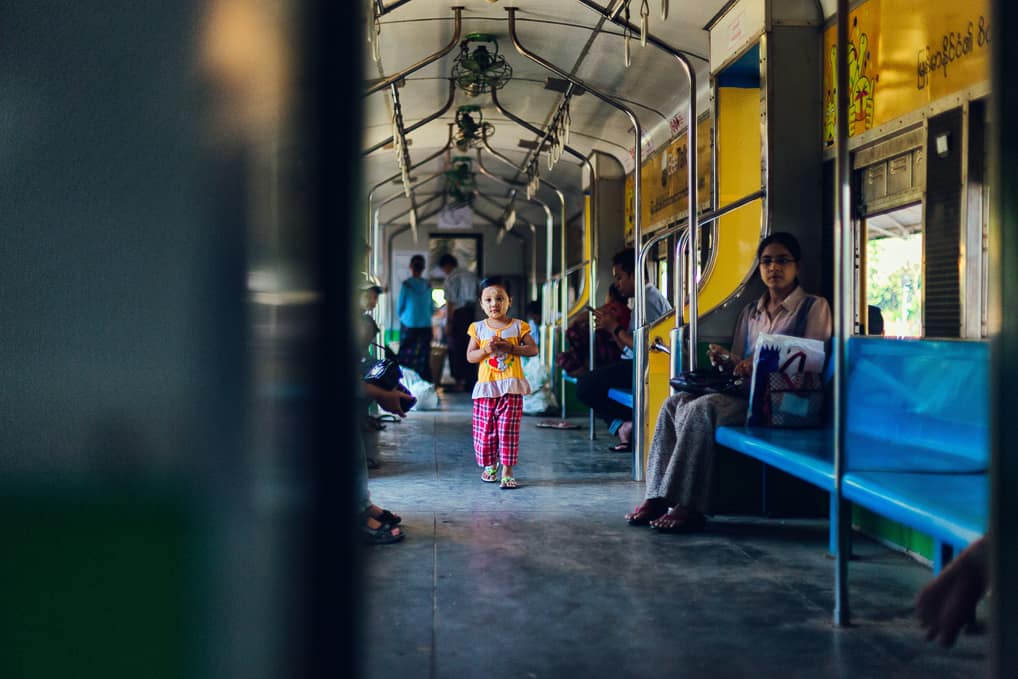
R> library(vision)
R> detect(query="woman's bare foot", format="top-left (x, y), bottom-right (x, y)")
top-left (625, 497), bottom-right (668, 525)
top-left (650, 505), bottom-right (706, 533)
top-left (617, 420), bottom-right (633, 444)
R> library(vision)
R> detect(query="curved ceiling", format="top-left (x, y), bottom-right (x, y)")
top-left (362, 0), bottom-right (837, 233)
top-left (362, 0), bottom-right (730, 233)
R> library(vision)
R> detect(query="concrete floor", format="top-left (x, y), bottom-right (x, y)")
top-left (361, 391), bottom-right (988, 679)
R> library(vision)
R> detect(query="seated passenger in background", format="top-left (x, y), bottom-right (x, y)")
top-left (577, 248), bottom-right (671, 452)
top-left (626, 232), bottom-right (832, 532)
top-left (557, 285), bottom-right (631, 378)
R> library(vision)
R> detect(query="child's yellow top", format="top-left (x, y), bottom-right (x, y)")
top-left (468, 318), bottom-right (533, 398)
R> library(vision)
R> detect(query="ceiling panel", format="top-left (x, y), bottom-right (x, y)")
top-left (363, 0), bottom-right (729, 226)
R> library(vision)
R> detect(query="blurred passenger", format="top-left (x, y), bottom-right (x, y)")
top-left (916, 535), bottom-right (989, 647)
top-left (868, 304), bottom-right (885, 336)
top-left (439, 254), bottom-right (479, 392)
top-left (358, 382), bottom-right (414, 545)
top-left (557, 284), bottom-right (631, 378)
top-left (396, 254), bottom-right (433, 382)
top-left (524, 300), bottom-right (542, 346)
top-left (578, 248), bottom-right (671, 452)
top-left (359, 273), bottom-right (384, 355)
top-left (626, 232), bottom-right (832, 532)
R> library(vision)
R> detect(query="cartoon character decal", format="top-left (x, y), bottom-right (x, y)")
top-left (486, 329), bottom-right (516, 373)
top-left (824, 16), bottom-right (877, 147)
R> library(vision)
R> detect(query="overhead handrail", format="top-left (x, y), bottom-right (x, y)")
top-left (366, 124), bottom-right (453, 281)
top-left (508, 7), bottom-right (646, 479)
top-left (363, 78), bottom-right (456, 156)
top-left (364, 7), bottom-right (463, 97)
top-left (575, 0), bottom-right (699, 365)
top-left (490, 87), bottom-right (600, 438)
top-left (475, 153), bottom-right (557, 369)
top-left (490, 87), bottom-right (594, 319)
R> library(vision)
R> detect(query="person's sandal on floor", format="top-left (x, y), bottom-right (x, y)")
top-left (649, 506), bottom-right (706, 533)
top-left (625, 497), bottom-right (668, 526)
top-left (608, 420), bottom-right (633, 452)
top-left (361, 512), bottom-right (405, 545)
top-left (481, 464), bottom-right (500, 483)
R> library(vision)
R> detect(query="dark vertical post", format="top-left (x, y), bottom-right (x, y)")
top-left (298, 0), bottom-right (362, 676)
top-left (990, 0), bottom-right (1018, 674)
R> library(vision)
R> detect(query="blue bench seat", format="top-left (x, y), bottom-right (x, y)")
top-left (715, 426), bottom-right (834, 491)
top-left (711, 337), bottom-right (989, 575)
top-left (843, 472), bottom-right (987, 550)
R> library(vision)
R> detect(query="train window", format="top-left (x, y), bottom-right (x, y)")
top-left (861, 204), bottom-right (923, 337)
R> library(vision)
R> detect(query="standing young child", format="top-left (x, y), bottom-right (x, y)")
top-left (466, 277), bottom-right (539, 489)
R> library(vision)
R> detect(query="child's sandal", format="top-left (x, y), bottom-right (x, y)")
top-left (481, 465), bottom-right (499, 483)
top-left (499, 476), bottom-right (518, 489)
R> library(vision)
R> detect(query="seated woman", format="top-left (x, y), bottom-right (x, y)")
top-left (556, 285), bottom-right (631, 377)
top-left (625, 232), bottom-right (833, 532)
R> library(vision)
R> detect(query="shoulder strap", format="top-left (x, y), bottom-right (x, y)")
top-left (792, 296), bottom-right (816, 337)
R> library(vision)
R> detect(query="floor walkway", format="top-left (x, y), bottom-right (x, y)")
top-left (361, 391), bottom-right (987, 679)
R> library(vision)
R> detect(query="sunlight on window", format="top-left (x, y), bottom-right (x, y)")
top-left (867, 232), bottom-right (922, 338)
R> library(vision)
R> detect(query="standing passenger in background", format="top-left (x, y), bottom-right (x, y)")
top-left (396, 254), bottom-right (434, 382)
top-left (440, 254), bottom-right (479, 392)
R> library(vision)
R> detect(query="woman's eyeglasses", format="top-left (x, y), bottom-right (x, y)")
top-left (759, 256), bottom-right (796, 266)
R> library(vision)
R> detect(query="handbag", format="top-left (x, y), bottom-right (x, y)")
top-left (764, 370), bottom-right (824, 427)
top-left (746, 334), bottom-right (827, 427)
top-left (670, 368), bottom-right (745, 396)
top-left (361, 344), bottom-right (403, 391)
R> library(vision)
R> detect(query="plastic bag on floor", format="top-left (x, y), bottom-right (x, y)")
top-left (521, 356), bottom-right (558, 415)
top-left (400, 367), bottom-right (440, 410)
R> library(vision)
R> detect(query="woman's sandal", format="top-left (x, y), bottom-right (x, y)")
top-left (650, 508), bottom-right (706, 534)
top-left (500, 476), bottom-right (518, 489)
top-left (481, 464), bottom-right (500, 483)
top-left (608, 442), bottom-right (633, 452)
top-left (625, 499), bottom-right (668, 526)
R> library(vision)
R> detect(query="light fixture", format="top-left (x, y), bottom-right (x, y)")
top-left (451, 33), bottom-right (512, 97)
top-left (935, 132), bottom-right (950, 158)
top-left (504, 208), bottom-right (516, 231)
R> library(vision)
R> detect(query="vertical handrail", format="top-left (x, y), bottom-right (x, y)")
top-left (833, 0), bottom-right (852, 628)
top-left (508, 7), bottom-right (646, 480)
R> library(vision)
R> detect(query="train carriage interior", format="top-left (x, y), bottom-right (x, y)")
top-left (4, 0), bottom-right (1018, 677)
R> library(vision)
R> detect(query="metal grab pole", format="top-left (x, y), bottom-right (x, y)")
top-left (508, 7), bottom-right (645, 480)
top-left (364, 7), bottom-right (463, 96)
top-left (833, 0), bottom-right (852, 628)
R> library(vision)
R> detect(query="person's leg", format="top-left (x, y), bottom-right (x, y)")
top-left (447, 307), bottom-right (472, 389)
top-left (575, 359), bottom-right (634, 425)
top-left (649, 393), bottom-right (747, 530)
top-left (411, 327), bottom-right (433, 382)
top-left (455, 305), bottom-right (479, 389)
top-left (496, 394), bottom-right (523, 487)
top-left (355, 412), bottom-right (403, 542)
top-left (625, 393), bottom-right (691, 524)
top-left (473, 397), bottom-right (499, 480)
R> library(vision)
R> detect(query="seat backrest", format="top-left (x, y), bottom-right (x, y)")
top-left (844, 337), bottom-right (989, 469)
